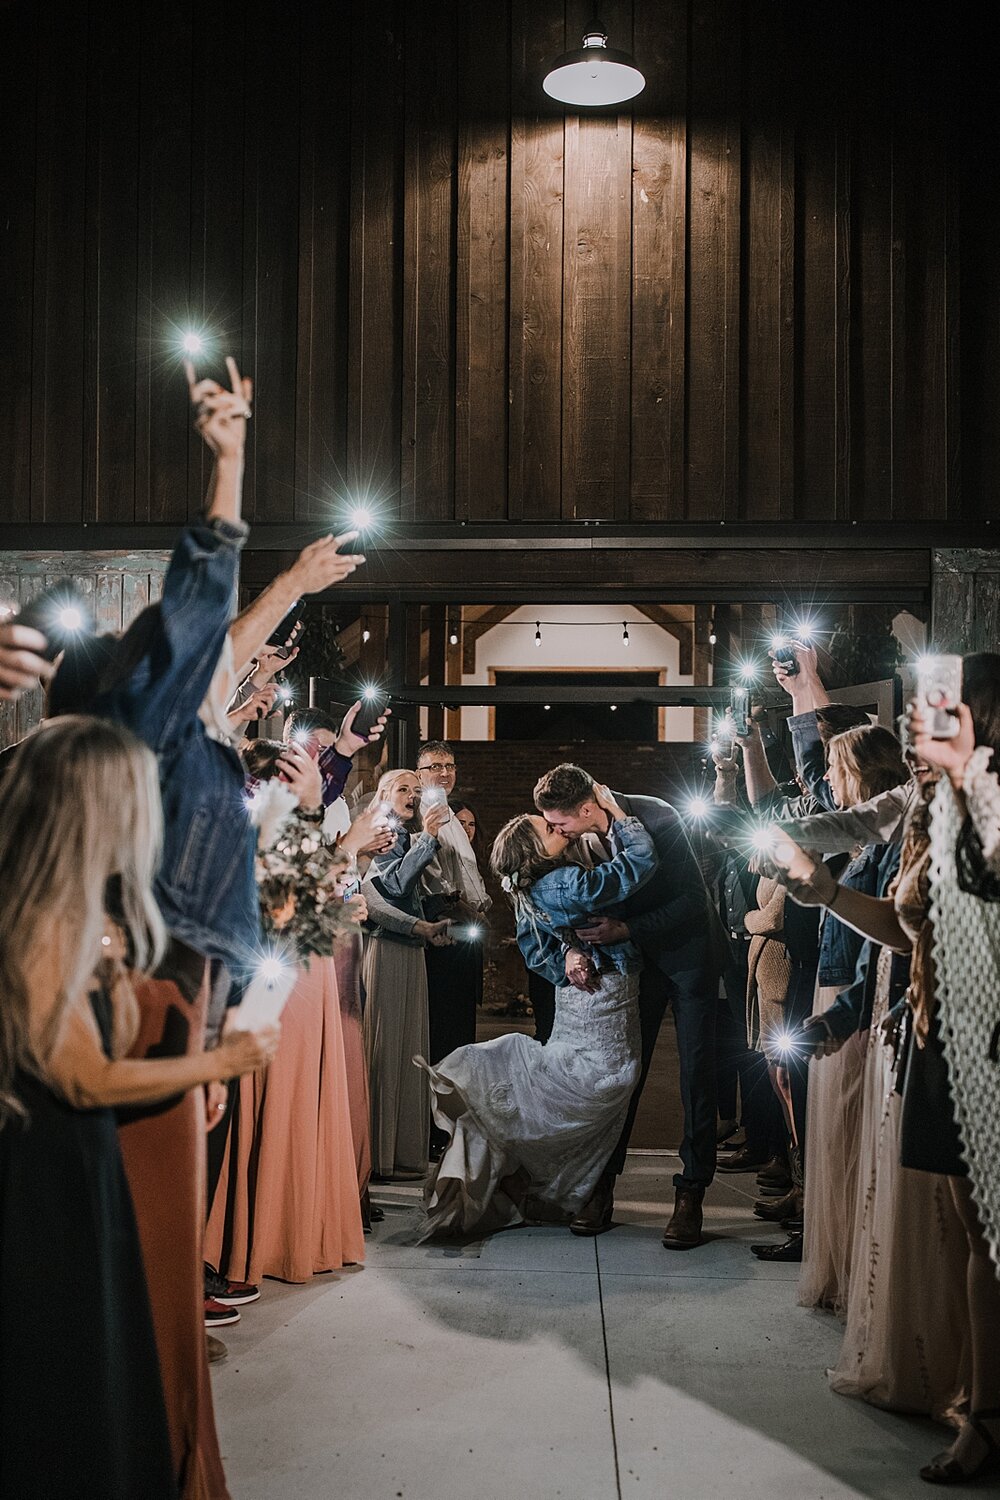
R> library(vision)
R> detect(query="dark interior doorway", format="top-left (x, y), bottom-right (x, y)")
top-left (493, 671), bottom-right (661, 742)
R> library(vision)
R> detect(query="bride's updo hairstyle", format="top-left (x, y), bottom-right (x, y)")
top-left (0, 717), bottom-right (166, 1126)
top-left (490, 815), bottom-right (562, 907)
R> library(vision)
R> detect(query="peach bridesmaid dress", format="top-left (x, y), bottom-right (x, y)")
top-left (206, 955), bottom-right (365, 1283)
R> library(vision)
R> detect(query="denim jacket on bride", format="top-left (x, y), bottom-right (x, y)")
top-left (515, 816), bottom-right (659, 988)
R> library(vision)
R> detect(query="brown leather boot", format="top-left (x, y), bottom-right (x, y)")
top-left (753, 1186), bottom-right (804, 1223)
top-left (569, 1173), bottom-right (615, 1236)
top-left (661, 1186), bottom-right (704, 1249)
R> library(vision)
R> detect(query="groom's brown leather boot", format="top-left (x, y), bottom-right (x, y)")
top-left (569, 1172), bottom-right (615, 1236)
top-left (661, 1186), bottom-right (704, 1249)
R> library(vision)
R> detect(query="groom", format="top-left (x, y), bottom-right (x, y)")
top-left (533, 764), bottom-right (726, 1248)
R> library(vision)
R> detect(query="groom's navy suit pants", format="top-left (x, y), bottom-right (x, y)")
top-left (606, 962), bottom-right (718, 1191)
top-left (603, 791), bottom-right (725, 1193)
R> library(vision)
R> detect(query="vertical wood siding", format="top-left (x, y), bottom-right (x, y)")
top-left (0, 0), bottom-right (987, 527)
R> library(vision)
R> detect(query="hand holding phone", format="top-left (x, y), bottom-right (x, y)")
top-left (730, 685), bottom-right (751, 739)
top-left (915, 654), bottom-right (963, 740)
top-left (266, 599), bottom-right (307, 659)
top-left (16, 584), bottom-right (95, 662)
top-left (350, 688), bottom-right (391, 742)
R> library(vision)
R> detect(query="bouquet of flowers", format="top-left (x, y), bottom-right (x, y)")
top-left (247, 779), bottom-right (361, 963)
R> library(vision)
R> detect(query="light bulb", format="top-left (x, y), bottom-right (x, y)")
top-left (610, 704), bottom-right (618, 712)
top-left (622, 622), bottom-right (630, 647)
top-left (449, 629), bottom-right (458, 646)
top-left (544, 704), bottom-right (551, 711)
top-left (708, 620), bottom-right (718, 646)
top-left (362, 627), bottom-right (371, 644)
top-left (534, 622), bottom-right (542, 648)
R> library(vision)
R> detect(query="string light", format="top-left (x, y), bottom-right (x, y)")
top-left (535, 622), bottom-right (542, 648)
top-left (622, 621), bottom-right (630, 647)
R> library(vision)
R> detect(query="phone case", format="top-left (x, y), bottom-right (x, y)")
top-left (916, 654), bottom-right (963, 740)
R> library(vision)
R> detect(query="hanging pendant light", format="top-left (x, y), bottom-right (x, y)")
top-left (543, 26), bottom-right (645, 109)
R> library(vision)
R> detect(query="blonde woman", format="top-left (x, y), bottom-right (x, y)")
top-left (361, 769), bottom-right (452, 1178)
top-left (0, 718), bottom-right (277, 1500)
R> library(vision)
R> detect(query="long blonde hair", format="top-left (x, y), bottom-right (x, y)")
top-left (826, 724), bottom-right (910, 807)
top-left (0, 717), bottom-right (166, 1125)
top-left (372, 769), bottom-right (423, 831)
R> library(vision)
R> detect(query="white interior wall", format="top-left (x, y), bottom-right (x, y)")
top-left (460, 604), bottom-right (695, 741)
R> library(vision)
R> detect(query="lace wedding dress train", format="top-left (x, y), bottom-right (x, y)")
top-left (416, 968), bottom-right (641, 1239)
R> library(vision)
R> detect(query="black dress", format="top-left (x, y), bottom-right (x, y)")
top-left (0, 990), bottom-right (177, 1499)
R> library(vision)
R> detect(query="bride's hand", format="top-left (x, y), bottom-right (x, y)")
top-left (565, 948), bottom-right (599, 993)
top-left (593, 782), bottom-right (625, 821)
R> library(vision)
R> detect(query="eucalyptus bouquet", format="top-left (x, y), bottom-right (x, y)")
top-left (247, 779), bottom-right (361, 963)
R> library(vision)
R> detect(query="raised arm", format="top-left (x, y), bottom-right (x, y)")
top-left (738, 722), bottom-right (779, 806)
top-left (771, 834), bottom-right (910, 952)
top-left (370, 830), bottom-right (440, 901)
top-left (229, 537), bottom-right (365, 678)
top-left (551, 816), bottom-right (659, 917)
top-left (189, 355), bottom-right (252, 529)
top-left (775, 783), bottom-right (912, 853)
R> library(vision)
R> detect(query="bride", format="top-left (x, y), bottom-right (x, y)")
top-left (416, 785), bottom-right (657, 1238)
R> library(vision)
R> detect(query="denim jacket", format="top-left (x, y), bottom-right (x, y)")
top-left (366, 827), bottom-right (440, 943)
top-left (823, 841), bottom-right (904, 1037)
top-left (818, 839), bottom-right (899, 988)
top-left (516, 815), bottom-right (658, 988)
top-left (92, 521), bottom-right (260, 979)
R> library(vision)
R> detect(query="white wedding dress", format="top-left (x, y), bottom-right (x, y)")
top-left (416, 968), bottom-right (640, 1239)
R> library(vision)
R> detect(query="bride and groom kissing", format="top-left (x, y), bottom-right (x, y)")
top-left (416, 763), bottom-right (727, 1248)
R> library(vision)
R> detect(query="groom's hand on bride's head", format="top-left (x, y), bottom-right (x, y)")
top-left (575, 917), bottom-right (630, 946)
top-left (565, 948), bottom-right (600, 992)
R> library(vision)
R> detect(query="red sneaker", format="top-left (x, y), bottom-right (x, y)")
top-left (204, 1297), bottom-right (241, 1329)
top-left (214, 1279), bottom-right (260, 1307)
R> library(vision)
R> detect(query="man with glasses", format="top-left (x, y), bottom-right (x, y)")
top-left (416, 739), bottom-right (491, 1157)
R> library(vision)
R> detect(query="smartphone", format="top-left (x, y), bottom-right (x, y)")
top-left (916, 654), bottom-right (962, 740)
top-left (266, 599), bottom-right (306, 658)
top-left (780, 1023), bottom-right (824, 1061)
top-left (730, 685), bottom-right (751, 739)
top-left (16, 584), bottom-right (95, 661)
top-left (772, 640), bottom-right (799, 676)
top-left (352, 687), bottom-right (391, 740)
top-left (419, 783), bottom-right (451, 823)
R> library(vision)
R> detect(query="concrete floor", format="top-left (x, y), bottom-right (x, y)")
top-left (212, 1155), bottom-right (950, 1500)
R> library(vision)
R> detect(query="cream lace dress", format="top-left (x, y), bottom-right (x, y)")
top-left (416, 968), bottom-right (640, 1239)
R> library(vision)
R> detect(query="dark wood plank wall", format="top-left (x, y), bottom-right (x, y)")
top-left (1, 0), bottom-right (996, 528)
top-left (0, 553), bottom-right (170, 747)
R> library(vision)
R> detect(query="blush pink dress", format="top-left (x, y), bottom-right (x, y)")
top-left (206, 955), bottom-right (365, 1283)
